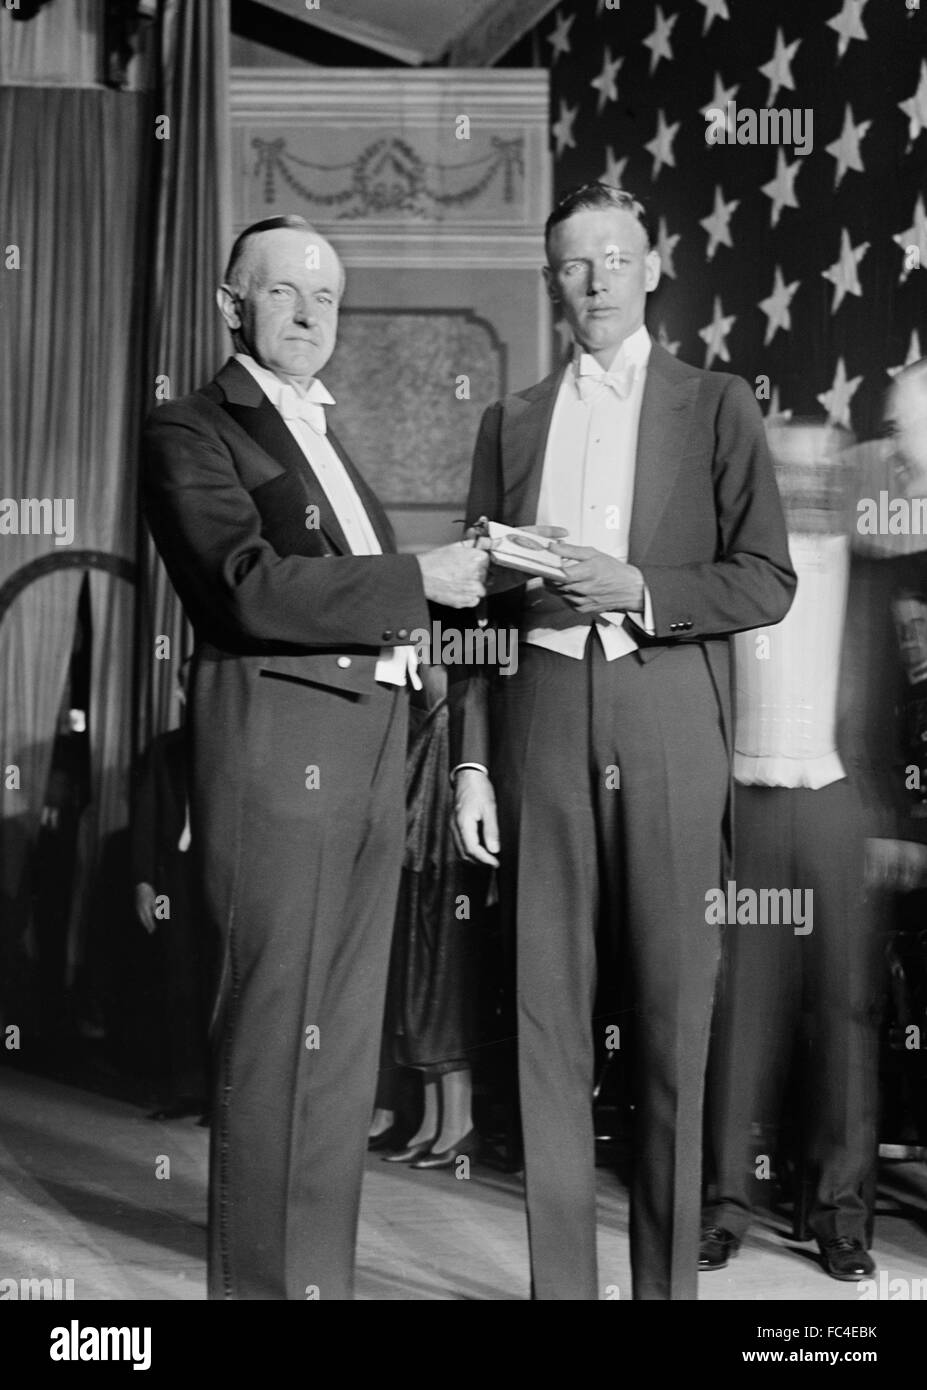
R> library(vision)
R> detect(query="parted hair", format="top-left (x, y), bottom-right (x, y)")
top-left (223, 214), bottom-right (314, 289)
top-left (544, 183), bottom-right (656, 255)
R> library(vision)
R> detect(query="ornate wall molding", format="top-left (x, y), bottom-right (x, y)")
top-left (228, 66), bottom-right (553, 530)
top-left (251, 132), bottom-right (525, 222)
top-left (230, 69), bottom-right (550, 268)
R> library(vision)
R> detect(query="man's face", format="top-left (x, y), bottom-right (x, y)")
top-left (888, 373), bottom-right (927, 491)
top-left (893, 596), bottom-right (927, 683)
top-left (218, 228), bottom-right (342, 389)
top-left (544, 207), bottom-right (660, 367)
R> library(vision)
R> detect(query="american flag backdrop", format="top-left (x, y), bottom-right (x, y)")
top-left (500, 0), bottom-right (927, 440)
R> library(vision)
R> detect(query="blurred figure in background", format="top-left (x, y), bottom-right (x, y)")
top-left (846, 360), bottom-right (927, 889)
top-left (844, 359), bottom-right (927, 1151)
top-left (376, 663), bottom-right (490, 1170)
top-left (31, 700), bottom-right (91, 1043)
top-left (702, 419), bottom-right (881, 1283)
top-left (131, 658), bottom-right (214, 1121)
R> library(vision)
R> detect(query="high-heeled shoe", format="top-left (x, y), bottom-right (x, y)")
top-left (410, 1128), bottom-right (481, 1170)
top-left (381, 1136), bottom-right (438, 1164)
top-left (367, 1125), bottom-right (405, 1152)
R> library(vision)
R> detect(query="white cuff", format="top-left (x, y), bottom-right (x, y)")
top-left (450, 762), bottom-right (489, 787)
top-left (639, 584), bottom-right (656, 636)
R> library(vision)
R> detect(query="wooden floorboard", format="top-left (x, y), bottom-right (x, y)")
top-left (0, 1067), bottom-right (924, 1302)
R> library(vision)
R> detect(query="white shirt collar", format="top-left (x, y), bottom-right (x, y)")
top-left (572, 323), bottom-right (652, 380)
top-left (234, 352), bottom-right (335, 410)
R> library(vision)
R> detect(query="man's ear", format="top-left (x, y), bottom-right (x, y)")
top-left (216, 284), bottom-right (241, 331)
top-left (542, 264), bottom-right (560, 304)
top-left (644, 250), bottom-right (661, 294)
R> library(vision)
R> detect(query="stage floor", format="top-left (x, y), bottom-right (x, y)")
top-left (1, 1066), bottom-right (925, 1301)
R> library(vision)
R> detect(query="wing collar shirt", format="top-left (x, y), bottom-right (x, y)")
top-left (235, 353), bottom-right (419, 688)
top-left (528, 323), bottom-right (656, 660)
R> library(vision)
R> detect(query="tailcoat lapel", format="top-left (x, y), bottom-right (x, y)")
top-left (628, 344), bottom-right (700, 564)
top-left (212, 358), bottom-right (353, 556)
top-left (501, 367), bottom-right (565, 525)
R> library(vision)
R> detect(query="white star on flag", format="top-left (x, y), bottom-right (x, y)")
top-left (888, 330), bottom-right (923, 379)
top-left (655, 217), bottom-right (681, 279)
top-left (825, 104), bottom-right (872, 187)
top-left (645, 109), bottom-right (680, 181)
top-left (657, 322), bottom-right (681, 356)
top-left (601, 146), bottom-right (628, 186)
top-left (761, 149), bottom-right (802, 228)
top-left (700, 186), bottom-right (740, 261)
top-left (696, 0), bottom-right (730, 36)
top-left (822, 229), bottom-right (869, 312)
top-left (817, 357), bottom-right (863, 429)
top-left (826, 0), bottom-right (868, 60)
top-left (700, 73), bottom-right (740, 139)
top-left (546, 9), bottom-right (574, 62)
top-left (699, 296), bottom-right (736, 368)
top-left (759, 28), bottom-right (801, 106)
top-left (899, 61), bottom-right (927, 144)
top-left (643, 6), bottom-right (677, 76)
top-left (758, 267), bottom-right (801, 346)
top-left (893, 195), bottom-right (927, 283)
top-left (591, 48), bottom-right (623, 112)
top-left (552, 99), bottom-right (578, 157)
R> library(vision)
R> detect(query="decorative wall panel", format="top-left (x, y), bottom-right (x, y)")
top-left (325, 310), bottom-right (504, 507)
top-left (230, 69), bottom-right (551, 549)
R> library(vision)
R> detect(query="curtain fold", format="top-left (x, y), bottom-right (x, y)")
top-left (0, 2), bottom-right (231, 986)
top-left (0, 0), bottom-right (100, 86)
top-left (137, 0), bottom-right (232, 746)
top-left (0, 573), bottom-right (82, 902)
top-left (0, 85), bottom-right (152, 918)
top-left (64, 567), bottom-right (137, 977)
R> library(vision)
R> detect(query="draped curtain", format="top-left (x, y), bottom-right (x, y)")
top-left (0, 0), bottom-right (101, 86)
top-left (137, 0), bottom-right (232, 748)
top-left (0, 0), bottom-right (232, 972)
top-left (0, 85), bottom-right (153, 922)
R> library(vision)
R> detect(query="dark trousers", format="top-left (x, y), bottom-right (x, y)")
top-left (492, 636), bottom-right (728, 1300)
top-left (703, 782), bottom-right (881, 1246)
top-left (207, 682), bottom-right (407, 1300)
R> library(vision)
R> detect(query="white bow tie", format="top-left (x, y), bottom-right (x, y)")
top-left (575, 360), bottom-right (637, 403)
top-left (280, 382), bottom-right (330, 435)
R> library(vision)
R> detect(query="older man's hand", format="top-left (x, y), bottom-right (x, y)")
top-left (451, 768), bottom-right (500, 868)
top-left (416, 540), bottom-right (489, 608)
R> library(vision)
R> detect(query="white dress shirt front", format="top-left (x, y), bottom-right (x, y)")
top-left (527, 324), bottom-right (655, 660)
top-left (235, 353), bottom-right (418, 688)
top-left (733, 532), bottom-right (849, 789)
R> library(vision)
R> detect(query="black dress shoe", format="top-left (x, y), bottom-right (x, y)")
top-left (367, 1125), bottom-right (404, 1152)
top-left (410, 1129), bottom-right (481, 1170)
top-left (382, 1137), bottom-right (438, 1164)
top-left (819, 1238), bottom-right (875, 1282)
top-left (699, 1226), bottom-right (741, 1271)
